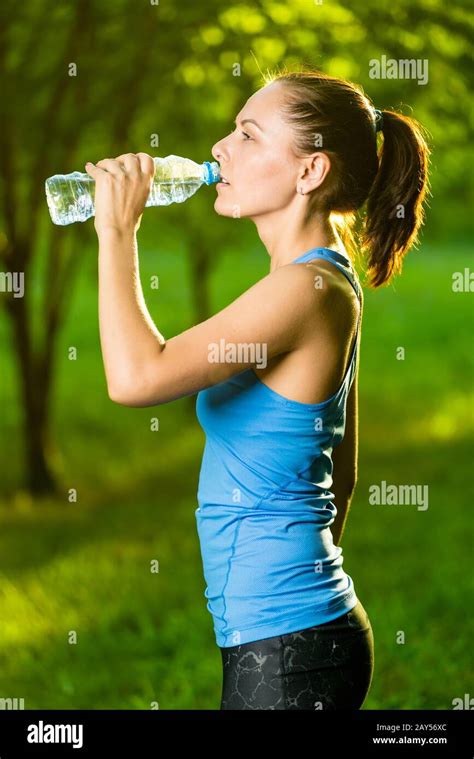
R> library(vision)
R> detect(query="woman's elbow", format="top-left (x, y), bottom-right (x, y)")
top-left (107, 380), bottom-right (157, 407)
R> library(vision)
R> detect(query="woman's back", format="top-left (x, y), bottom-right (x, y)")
top-left (254, 250), bottom-right (362, 405)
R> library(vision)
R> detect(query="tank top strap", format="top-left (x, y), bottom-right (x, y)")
top-left (291, 246), bottom-right (362, 301)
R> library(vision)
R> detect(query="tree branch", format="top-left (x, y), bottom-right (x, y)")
top-left (26, 0), bottom-right (93, 248)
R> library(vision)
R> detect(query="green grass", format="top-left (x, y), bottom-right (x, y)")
top-left (0, 237), bottom-right (472, 709)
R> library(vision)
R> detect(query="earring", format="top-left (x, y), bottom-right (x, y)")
top-left (298, 187), bottom-right (305, 195)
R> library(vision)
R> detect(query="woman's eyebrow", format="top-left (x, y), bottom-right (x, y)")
top-left (234, 117), bottom-right (263, 132)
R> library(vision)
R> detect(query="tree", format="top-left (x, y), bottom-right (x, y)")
top-left (0, 0), bottom-right (471, 496)
top-left (0, 0), bottom-right (163, 494)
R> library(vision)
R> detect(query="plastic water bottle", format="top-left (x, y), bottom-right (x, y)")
top-left (45, 154), bottom-right (221, 225)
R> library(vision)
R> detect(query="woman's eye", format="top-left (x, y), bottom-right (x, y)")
top-left (242, 131), bottom-right (252, 140)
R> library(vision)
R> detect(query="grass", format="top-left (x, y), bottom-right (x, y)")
top-left (0, 236), bottom-right (472, 709)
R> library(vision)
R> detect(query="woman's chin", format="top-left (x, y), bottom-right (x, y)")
top-left (213, 193), bottom-right (251, 219)
top-left (213, 199), bottom-right (236, 217)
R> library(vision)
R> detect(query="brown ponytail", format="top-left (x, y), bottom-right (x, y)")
top-left (269, 67), bottom-right (431, 288)
top-left (362, 109), bottom-right (431, 288)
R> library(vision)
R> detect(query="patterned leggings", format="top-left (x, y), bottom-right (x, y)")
top-left (219, 599), bottom-right (374, 710)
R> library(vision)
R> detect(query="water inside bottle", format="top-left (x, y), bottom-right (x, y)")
top-left (46, 172), bottom-right (96, 225)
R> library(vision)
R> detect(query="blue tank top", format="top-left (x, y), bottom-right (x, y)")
top-left (195, 247), bottom-right (363, 647)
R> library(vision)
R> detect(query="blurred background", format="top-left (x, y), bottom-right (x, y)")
top-left (0, 0), bottom-right (472, 709)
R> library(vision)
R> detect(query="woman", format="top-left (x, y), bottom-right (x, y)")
top-left (85, 68), bottom-right (430, 710)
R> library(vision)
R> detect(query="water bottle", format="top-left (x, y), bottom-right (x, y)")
top-left (45, 154), bottom-right (221, 225)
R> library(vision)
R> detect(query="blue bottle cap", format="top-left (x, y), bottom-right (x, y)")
top-left (202, 161), bottom-right (221, 184)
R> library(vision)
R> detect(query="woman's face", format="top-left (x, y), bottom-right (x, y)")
top-left (211, 81), bottom-right (302, 220)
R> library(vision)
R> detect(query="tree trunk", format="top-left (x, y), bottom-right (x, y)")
top-left (23, 393), bottom-right (58, 497)
top-left (6, 274), bottom-right (58, 498)
top-left (189, 240), bottom-right (212, 326)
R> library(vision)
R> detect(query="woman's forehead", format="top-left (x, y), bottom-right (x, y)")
top-left (239, 83), bottom-right (288, 133)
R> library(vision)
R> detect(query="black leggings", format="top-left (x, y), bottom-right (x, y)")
top-left (219, 599), bottom-right (374, 710)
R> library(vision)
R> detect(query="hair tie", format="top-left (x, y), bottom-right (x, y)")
top-left (374, 108), bottom-right (384, 132)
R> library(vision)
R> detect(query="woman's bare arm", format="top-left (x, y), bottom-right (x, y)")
top-left (97, 229), bottom-right (329, 406)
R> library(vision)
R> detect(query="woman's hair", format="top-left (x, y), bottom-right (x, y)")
top-left (267, 66), bottom-right (431, 288)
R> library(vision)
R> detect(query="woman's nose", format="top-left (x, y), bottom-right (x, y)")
top-left (212, 139), bottom-right (226, 164)
top-left (211, 145), bottom-right (221, 163)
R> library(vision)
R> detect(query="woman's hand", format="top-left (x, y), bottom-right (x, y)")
top-left (85, 152), bottom-right (155, 237)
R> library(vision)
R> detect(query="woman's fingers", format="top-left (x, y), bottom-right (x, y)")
top-left (85, 153), bottom-right (154, 178)
top-left (135, 152), bottom-right (156, 177)
top-left (114, 153), bottom-right (142, 174)
top-left (84, 162), bottom-right (109, 179)
top-left (94, 158), bottom-right (127, 176)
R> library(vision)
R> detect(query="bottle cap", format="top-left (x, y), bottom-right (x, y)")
top-left (203, 161), bottom-right (221, 184)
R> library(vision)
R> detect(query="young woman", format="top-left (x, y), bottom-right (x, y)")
top-left (85, 69), bottom-right (430, 710)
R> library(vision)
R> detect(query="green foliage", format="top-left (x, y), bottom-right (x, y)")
top-left (2, 0), bottom-right (472, 243)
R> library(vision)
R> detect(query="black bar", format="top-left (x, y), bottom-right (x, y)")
top-left (0, 708), bottom-right (471, 757)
